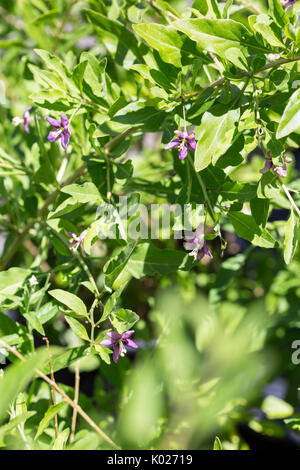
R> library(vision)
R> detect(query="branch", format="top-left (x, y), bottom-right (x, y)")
top-left (183, 56), bottom-right (300, 101)
top-left (0, 339), bottom-right (120, 450)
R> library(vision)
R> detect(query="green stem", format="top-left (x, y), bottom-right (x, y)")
top-left (187, 154), bottom-right (216, 223)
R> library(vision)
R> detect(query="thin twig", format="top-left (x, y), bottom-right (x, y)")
top-left (70, 360), bottom-right (80, 443)
top-left (0, 340), bottom-right (120, 450)
top-left (280, 181), bottom-right (300, 218)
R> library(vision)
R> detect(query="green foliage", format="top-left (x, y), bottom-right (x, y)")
top-left (0, 0), bottom-right (300, 451)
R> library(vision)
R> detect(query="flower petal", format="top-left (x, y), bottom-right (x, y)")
top-left (47, 130), bottom-right (61, 142)
top-left (187, 139), bottom-right (196, 152)
top-left (107, 331), bottom-right (122, 341)
top-left (178, 145), bottom-right (188, 160)
top-left (100, 339), bottom-right (114, 346)
top-left (61, 130), bottom-right (70, 149)
top-left (113, 343), bottom-right (120, 362)
top-left (125, 339), bottom-right (138, 349)
top-left (46, 116), bottom-right (60, 127)
top-left (274, 164), bottom-right (287, 178)
top-left (165, 139), bottom-right (180, 150)
top-left (260, 160), bottom-right (273, 174)
top-left (122, 330), bottom-right (134, 339)
top-left (60, 114), bottom-right (69, 130)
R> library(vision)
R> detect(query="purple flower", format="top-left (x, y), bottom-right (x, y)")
top-left (165, 130), bottom-right (196, 160)
top-left (100, 330), bottom-right (138, 363)
top-left (280, 0), bottom-right (295, 8)
top-left (12, 106), bottom-right (33, 133)
top-left (67, 230), bottom-right (87, 254)
top-left (260, 152), bottom-right (292, 178)
top-left (23, 106), bottom-right (32, 133)
top-left (46, 114), bottom-right (70, 150)
top-left (183, 225), bottom-right (213, 261)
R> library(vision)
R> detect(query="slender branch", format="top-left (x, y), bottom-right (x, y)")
top-left (145, 0), bottom-right (179, 21)
top-left (0, 340), bottom-right (120, 450)
top-left (280, 181), bottom-right (300, 218)
top-left (183, 56), bottom-right (300, 101)
top-left (70, 360), bottom-right (80, 443)
top-left (187, 154), bottom-right (216, 223)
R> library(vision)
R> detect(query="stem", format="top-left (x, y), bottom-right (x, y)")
top-left (70, 360), bottom-right (80, 443)
top-left (0, 340), bottom-right (120, 450)
top-left (145, 0), bottom-right (178, 21)
top-left (43, 337), bottom-right (58, 439)
top-left (187, 154), bottom-right (216, 223)
top-left (183, 56), bottom-right (300, 102)
top-left (280, 181), bottom-right (300, 218)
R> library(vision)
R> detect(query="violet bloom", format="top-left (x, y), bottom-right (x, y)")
top-left (100, 330), bottom-right (138, 363)
top-left (23, 106), bottom-right (32, 133)
top-left (165, 130), bottom-right (196, 160)
top-left (67, 230), bottom-right (87, 254)
top-left (184, 225), bottom-right (213, 261)
top-left (280, 0), bottom-right (295, 8)
top-left (46, 114), bottom-right (70, 150)
top-left (12, 106), bottom-right (33, 133)
top-left (260, 152), bottom-right (292, 178)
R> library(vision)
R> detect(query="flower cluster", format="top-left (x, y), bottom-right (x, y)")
top-left (165, 130), bottom-right (196, 160)
top-left (260, 152), bottom-right (292, 178)
top-left (100, 330), bottom-right (138, 363)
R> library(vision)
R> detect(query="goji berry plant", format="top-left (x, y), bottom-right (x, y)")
top-left (0, 0), bottom-right (300, 451)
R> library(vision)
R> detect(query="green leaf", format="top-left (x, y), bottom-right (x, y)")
top-left (61, 182), bottom-right (102, 204)
top-left (73, 60), bottom-right (88, 95)
top-left (262, 396), bottom-right (293, 419)
top-left (65, 316), bottom-right (90, 341)
top-left (49, 290), bottom-right (88, 317)
top-left (0, 411), bottom-right (36, 446)
top-left (0, 268), bottom-right (29, 297)
top-left (195, 109), bottom-right (240, 171)
top-left (0, 348), bottom-right (54, 424)
top-left (48, 196), bottom-right (81, 219)
top-left (103, 242), bottom-right (137, 291)
top-left (173, 19), bottom-right (250, 66)
top-left (53, 428), bottom-right (70, 450)
top-left (42, 346), bottom-right (90, 374)
top-left (23, 312), bottom-right (45, 336)
top-left (250, 14), bottom-right (284, 47)
top-left (84, 9), bottom-right (142, 60)
top-left (276, 88), bottom-right (300, 139)
top-left (111, 309), bottom-right (139, 334)
top-left (269, 0), bottom-right (288, 28)
top-left (284, 210), bottom-right (299, 264)
top-left (228, 212), bottom-right (276, 248)
top-left (133, 23), bottom-right (183, 67)
top-left (250, 197), bottom-right (270, 227)
top-left (124, 243), bottom-right (196, 279)
top-left (213, 436), bottom-right (223, 450)
top-left (35, 402), bottom-right (68, 440)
